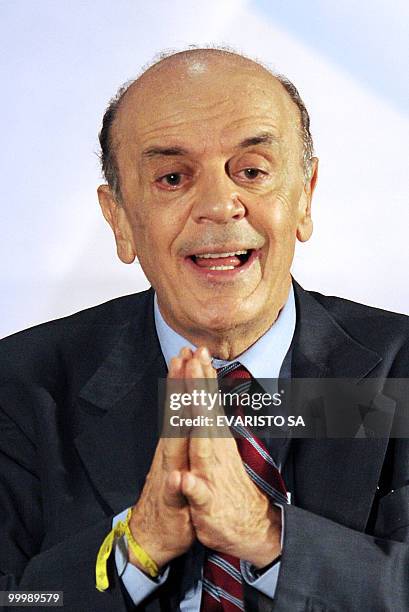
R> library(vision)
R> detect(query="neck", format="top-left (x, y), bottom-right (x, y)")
top-left (184, 311), bottom-right (283, 360)
top-left (157, 282), bottom-right (291, 361)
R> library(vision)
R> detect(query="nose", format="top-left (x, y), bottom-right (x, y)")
top-left (191, 170), bottom-right (246, 224)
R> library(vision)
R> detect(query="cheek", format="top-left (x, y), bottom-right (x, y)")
top-left (127, 200), bottom-right (184, 262)
top-left (253, 192), bottom-right (299, 239)
top-left (126, 208), bottom-right (150, 255)
top-left (129, 208), bottom-right (147, 233)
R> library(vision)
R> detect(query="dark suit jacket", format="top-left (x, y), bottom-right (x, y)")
top-left (1, 280), bottom-right (409, 611)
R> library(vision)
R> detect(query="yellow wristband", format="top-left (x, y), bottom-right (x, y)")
top-left (95, 509), bottom-right (159, 592)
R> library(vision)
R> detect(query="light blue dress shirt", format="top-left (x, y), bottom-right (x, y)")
top-left (114, 285), bottom-right (296, 609)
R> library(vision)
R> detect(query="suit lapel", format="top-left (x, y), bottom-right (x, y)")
top-left (74, 288), bottom-right (168, 514)
top-left (290, 281), bottom-right (393, 531)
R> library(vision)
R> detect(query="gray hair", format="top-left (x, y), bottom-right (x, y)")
top-left (98, 46), bottom-right (315, 202)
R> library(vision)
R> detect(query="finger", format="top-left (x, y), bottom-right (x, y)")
top-left (194, 347), bottom-right (216, 381)
top-left (184, 356), bottom-right (204, 396)
top-left (180, 346), bottom-right (194, 363)
top-left (185, 356), bottom-right (203, 377)
top-left (168, 356), bottom-right (184, 379)
top-left (192, 349), bottom-right (230, 438)
top-left (181, 472), bottom-right (210, 509)
top-left (185, 358), bottom-right (214, 430)
top-left (168, 347), bottom-right (194, 379)
top-left (184, 353), bottom-right (218, 438)
top-left (176, 347), bottom-right (194, 381)
top-left (195, 347), bottom-right (219, 406)
top-left (161, 435), bottom-right (189, 471)
top-left (163, 469), bottom-right (186, 508)
top-left (189, 435), bottom-right (215, 470)
top-left (165, 357), bottom-right (189, 434)
top-left (186, 355), bottom-right (216, 401)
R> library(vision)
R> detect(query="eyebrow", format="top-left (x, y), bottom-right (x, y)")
top-left (142, 146), bottom-right (189, 159)
top-left (141, 131), bottom-right (279, 159)
top-left (238, 131), bottom-right (279, 148)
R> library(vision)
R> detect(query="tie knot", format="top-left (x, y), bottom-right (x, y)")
top-left (216, 363), bottom-right (252, 407)
top-left (216, 362), bottom-right (252, 381)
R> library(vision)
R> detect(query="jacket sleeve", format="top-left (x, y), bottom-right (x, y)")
top-left (0, 406), bottom-right (134, 612)
top-left (271, 439), bottom-right (409, 612)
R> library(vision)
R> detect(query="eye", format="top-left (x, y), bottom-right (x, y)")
top-left (159, 172), bottom-right (182, 186)
top-left (155, 172), bottom-right (191, 191)
top-left (240, 168), bottom-right (265, 180)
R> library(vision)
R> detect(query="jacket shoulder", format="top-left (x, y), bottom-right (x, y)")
top-left (0, 290), bottom-right (152, 384)
top-left (308, 289), bottom-right (409, 357)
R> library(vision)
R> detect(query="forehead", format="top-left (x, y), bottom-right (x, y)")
top-left (113, 54), bottom-right (300, 157)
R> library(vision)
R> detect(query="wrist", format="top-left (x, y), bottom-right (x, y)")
top-left (246, 543), bottom-right (281, 569)
top-left (243, 505), bottom-right (282, 568)
top-left (127, 532), bottom-right (168, 573)
top-left (127, 515), bottom-right (167, 574)
top-left (252, 554), bottom-right (282, 577)
top-left (127, 547), bottom-right (167, 578)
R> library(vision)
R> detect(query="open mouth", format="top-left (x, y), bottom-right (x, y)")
top-left (186, 248), bottom-right (259, 274)
top-left (190, 249), bottom-right (252, 270)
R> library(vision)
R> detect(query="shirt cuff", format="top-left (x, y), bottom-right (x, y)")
top-left (241, 558), bottom-right (281, 598)
top-left (113, 508), bottom-right (169, 605)
top-left (240, 503), bottom-right (285, 599)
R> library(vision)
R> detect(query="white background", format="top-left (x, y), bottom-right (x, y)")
top-left (1, 0), bottom-right (408, 338)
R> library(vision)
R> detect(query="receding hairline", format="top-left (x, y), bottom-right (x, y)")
top-left (139, 47), bottom-right (274, 80)
top-left (116, 48), bottom-right (292, 123)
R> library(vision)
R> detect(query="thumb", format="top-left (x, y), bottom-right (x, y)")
top-left (181, 472), bottom-right (210, 509)
top-left (163, 469), bottom-right (186, 508)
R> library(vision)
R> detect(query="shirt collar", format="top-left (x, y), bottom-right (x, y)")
top-left (154, 284), bottom-right (296, 380)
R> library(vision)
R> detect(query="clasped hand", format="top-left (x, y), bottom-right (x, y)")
top-left (129, 346), bottom-right (282, 573)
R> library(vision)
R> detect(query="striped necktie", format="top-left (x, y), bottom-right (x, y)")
top-left (200, 362), bottom-right (288, 611)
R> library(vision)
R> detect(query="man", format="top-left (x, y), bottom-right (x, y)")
top-left (0, 48), bottom-right (408, 611)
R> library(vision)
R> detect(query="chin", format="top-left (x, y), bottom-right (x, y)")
top-left (188, 300), bottom-right (262, 333)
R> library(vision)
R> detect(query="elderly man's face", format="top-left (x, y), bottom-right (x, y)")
top-left (99, 54), bottom-right (317, 342)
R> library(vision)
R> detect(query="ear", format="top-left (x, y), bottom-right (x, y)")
top-left (97, 185), bottom-right (136, 264)
top-left (296, 157), bottom-right (318, 243)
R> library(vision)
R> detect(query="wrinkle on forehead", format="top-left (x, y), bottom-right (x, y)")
top-left (112, 50), bottom-right (302, 166)
top-left (116, 49), bottom-right (289, 122)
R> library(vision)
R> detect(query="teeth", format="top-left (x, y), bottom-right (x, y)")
top-left (208, 265), bottom-right (235, 270)
top-left (195, 250), bottom-right (248, 259)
